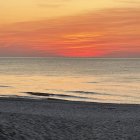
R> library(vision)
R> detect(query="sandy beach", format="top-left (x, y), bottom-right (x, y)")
top-left (0, 97), bottom-right (140, 140)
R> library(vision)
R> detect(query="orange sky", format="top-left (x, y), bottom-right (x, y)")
top-left (0, 0), bottom-right (140, 57)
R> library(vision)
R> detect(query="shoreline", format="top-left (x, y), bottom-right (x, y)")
top-left (0, 96), bottom-right (140, 106)
top-left (0, 96), bottom-right (140, 140)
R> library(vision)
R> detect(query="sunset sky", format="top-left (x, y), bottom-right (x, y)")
top-left (0, 0), bottom-right (140, 57)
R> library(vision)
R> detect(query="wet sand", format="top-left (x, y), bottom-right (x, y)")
top-left (0, 97), bottom-right (140, 140)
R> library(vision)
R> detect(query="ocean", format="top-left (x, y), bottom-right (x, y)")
top-left (0, 57), bottom-right (140, 104)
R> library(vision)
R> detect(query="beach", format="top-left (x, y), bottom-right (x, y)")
top-left (0, 97), bottom-right (140, 140)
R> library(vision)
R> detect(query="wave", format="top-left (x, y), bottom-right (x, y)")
top-left (68, 90), bottom-right (108, 95)
top-left (68, 90), bottom-right (140, 99)
top-left (0, 85), bottom-right (11, 88)
top-left (24, 92), bottom-right (90, 99)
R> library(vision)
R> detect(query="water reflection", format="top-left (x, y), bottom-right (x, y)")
top-left (0, 58), bottom-right (140, 104)
top-left (0, 74), bottom-right (140, 104)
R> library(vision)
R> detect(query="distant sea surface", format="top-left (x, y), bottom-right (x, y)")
top-left (0, 57), bottom-right (140, 104)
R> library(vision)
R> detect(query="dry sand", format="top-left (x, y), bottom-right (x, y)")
top-left (0, 97), bottom-right (140, 140)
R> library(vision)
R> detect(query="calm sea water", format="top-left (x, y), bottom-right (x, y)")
top-left (0, 57), bottom-right (140, 104)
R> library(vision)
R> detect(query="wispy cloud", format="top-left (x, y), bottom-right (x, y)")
top-left (37, 0), bottom-right (67, 8)
top-left (115, 0), bottom-right (140, 4)
top-left (38, 3), bottom-right (62, 8)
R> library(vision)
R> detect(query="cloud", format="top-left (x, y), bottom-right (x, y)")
top-left (104, 50), bottom-right (140, 58)
top-left (0, 7), bottom-right (140, 57)
top-left (37, 0), bottom-right (67, 8)
top-left (0, 44), bottom-right (59, 57)
top-left (38, 3), bottom-right (62, 8)
top-left (115, 0), bottom-right (140, 4)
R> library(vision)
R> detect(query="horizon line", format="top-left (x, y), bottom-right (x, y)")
top-left (0, 56), bottom-right (139, 59)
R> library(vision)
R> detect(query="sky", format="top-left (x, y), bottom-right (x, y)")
top-left (0, 0), bottom-right (140, 57)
